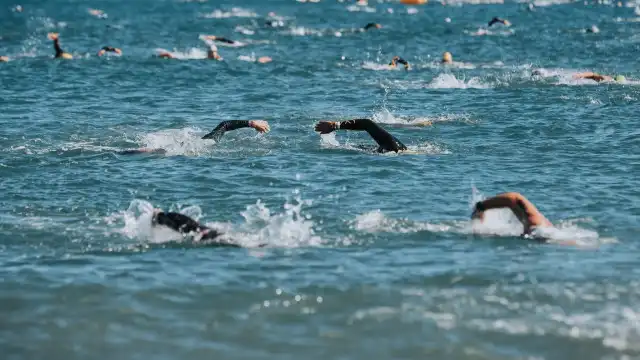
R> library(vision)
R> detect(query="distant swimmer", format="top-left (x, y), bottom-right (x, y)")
top-left (265, 19), bottom-right (286, 28)
top-left (471, 192), bottom-right (552, 238)
top-left (573, 72), bottom-right (625, 82)
top-left (48, 33), bottom-right (73, 59)
top-left (488, 17), bottom-right (511, 27)
top-left (0, 56), bottom-right (9, 62)
top-left (204, 42), bottom-right (223, 60)
top-left (442, 51), bottom-right (453, 64)
top-left (314, 118), bottom-right (407, 153)
top-left (97, 46), bottom-right (122, 56)
top-left (363, 22), bottom-right (382, 30)
top-left (200, 35), bottom-right (237, 45)
top-left (119, 120), bottom-right (270, 155)
top-left (389, 56), bottom-right (410, 70)
top-left (151, 210), bottom-right (240, 247)
top-left (585, 25), bottom-right (600, 33)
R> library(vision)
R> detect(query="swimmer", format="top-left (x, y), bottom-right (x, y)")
top-left (205, 42), bottom-right (223, 61)
top-left (0, 56), bottom-right (9, 62)
top-left (585, 25), bottom-right (600, 33)
top-left (119, 120), bottom-right (269, 155)
top-left (48, 33), bottom-right (73, 59)
top-left (363, 22), bottom-right (382, 30)
top-left (488, 17), bottom-right (511, 27)
top-left (442, 51), bottom-right (453, 64)
top-left (471, 192), bottom-right (552, 238)
top-left (151, 210), bottom-right (240, 247)
top-left (47, 33), bottom-right (73, 60)
top-left (97, 46), bottom-right (122, 56)
top-left (314, 118), bottom-right (407, 153)
top-left (573, 72), bottom-right (625, 82)
top-left (265, 19), bottom-right (285, 28)
top-left (257, 56), bottom-right (272, 64)
top-left (200, 35), bottom-right (237, 45)
top-left (389, 56), bottom-right (410, 70)
top-left (157, 51), bottom-right (174, 59)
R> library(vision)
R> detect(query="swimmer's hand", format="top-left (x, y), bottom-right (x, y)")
top-left (314, 121), bottom-right (337, 134)
top-left (48, 33), bottom-right (59, 40)
top-left (249, 120), bottom-right (270, 133)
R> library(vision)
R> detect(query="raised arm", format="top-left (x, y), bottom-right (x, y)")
top-left (314, 118), bottom-right (407, 153)
top-left (471, 192), bottom-right (552, 234)
top-left (201, 120), bottom-right (270, 141)
top-left (152, 210), bottom-right (240, 247)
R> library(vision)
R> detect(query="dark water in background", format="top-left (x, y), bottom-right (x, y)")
top-left (1, 0), bottom-right (640, 358)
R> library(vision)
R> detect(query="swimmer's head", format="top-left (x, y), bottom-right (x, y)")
top-left (614, 75), bottom-right (626, 82)
top-left (61, 53), bottom-right (73, 60)
top-left (442, 51), bottom-right (453, 64)
top-left (0, 56), bottom-right (9, 62)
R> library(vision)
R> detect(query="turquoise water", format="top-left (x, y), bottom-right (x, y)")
top-left (2, 0), bottom-right (640, 358)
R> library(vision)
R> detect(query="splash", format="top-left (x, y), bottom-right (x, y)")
top-left (427, 73), bottom-right (490, 89)
top-left (135, 127), bottom-right (212, 156)
top-left (361, 61), bottom-right (402, 71)
top-left (371, 108), bottom-right (475, 126)
top-left (154, 48), bottom-right (207, 60)
top-left (346, 5), bottom-right (377, 12)
top-left (319, 133), bottom-right (449, 155)
top-left (201, 8), bottom-right (258, 18)
top-left (235, 26), bottom-right (255, 35)
top-left (110, 195), bottom-right (321, 248)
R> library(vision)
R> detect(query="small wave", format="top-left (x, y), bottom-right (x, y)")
top-left (346, 5), bottom-right (377, 12)
top-left (427, 74), bottom-right (491, 89)
top-left (530, 0), bottom-right (573, 6)
top-left (235, 26), bottom-right (255, 35)
top-left (371, 108), bottom-right (474, 126)
top-left (201, 7), bottom-right (257, 18)
top-left (466, 28), bottom-right (515, 37)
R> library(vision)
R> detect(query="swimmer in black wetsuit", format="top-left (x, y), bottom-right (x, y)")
top-left (97, 46), bottom-right (122, 56)
top-left (389, 56), bottom-right (410, 70)
top-left (48, 33), bottom-right (73, 59)
top-left (488, 17), bottom-right (511, 27)
top-left (118, 120), bottom-right (270, 155)
top-left (152, 210), bottom-right (240, 247)
top-left (200, 35), bottom-right (237, 45)
top-left (363, 22), bottom-right (382, 30)
top-left (314, 118), bottom-right (407, 153)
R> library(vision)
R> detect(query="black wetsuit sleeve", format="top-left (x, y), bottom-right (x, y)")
top-left (337, 118), bottom-right (407, 153)
top-left (215, 37), bottom-right (235, 44)
top-left (102, 46), bottom-right (116, 52)
top-left (53, 39), bottom-right (64, 58)
top-left (153, 212), bottom-right (241, 247)
top-left (201, 120), bottom-right (251, 141)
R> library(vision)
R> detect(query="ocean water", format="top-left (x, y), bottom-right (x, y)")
top-left (1, 0), bottom-right (640, 358)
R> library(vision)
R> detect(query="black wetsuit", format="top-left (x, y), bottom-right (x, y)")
top-left (153, 211), bottom-right (240, 247)
top-left (389, 57), bottom-right (409, 68)
top-left (101, 46), bottom-right (118, 53)
top-left (201, 120), bottom-right (253, 141)
top-left (336, 118), bottom-right (407, 153)
top-left (53, 39), bottom-right (64, 58)
top-left (363, 23), bottom-right (380, 31)
top-left (488, 17), bottom-right (506, 27)
top-left (213, 37), bottom-right (235, 44)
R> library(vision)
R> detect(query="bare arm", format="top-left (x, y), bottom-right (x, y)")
top-left (472, 192), bottom-right (552, 234)
top-left (314, 118), bottom-right (407, 153)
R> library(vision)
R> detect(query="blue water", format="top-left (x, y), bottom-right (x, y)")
top-left (2, 0), bottom-right (640, 358)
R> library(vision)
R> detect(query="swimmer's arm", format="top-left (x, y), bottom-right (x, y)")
top-left (201, 120), bottom-right (270, 140)
top-left (315, 118), bottom-right (407, 152)
top-left (471, 195), bottom-right (516, 221)
top-left (153, 211), bottom-right (209, 234)
top-left (53, 39), bottom-right (64, 57)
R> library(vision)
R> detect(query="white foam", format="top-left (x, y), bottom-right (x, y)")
top-left (371, 108), bottom-right (474, 126)
top-left (136, 127), bottom-right (212, 156)
top-left (201, 7), bottom-right (257, 18)
top-left (427, 73), bottom-right (491, 89)
top-left (154, 48), bottom-right (207, 60)
top-left (361, 61), bottom-right (402, 71)
top-left (346, 5), bottom-right (377, 12)
top-left (235, 26), bottom-right (255, 35)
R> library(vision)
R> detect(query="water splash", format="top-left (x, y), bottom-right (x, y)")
top-left (154, 48), bottom-right (207, 60)
top-left (428, 73), bottom-right (491, 89)
top-left (201, 8), bottom-right (257, 18)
